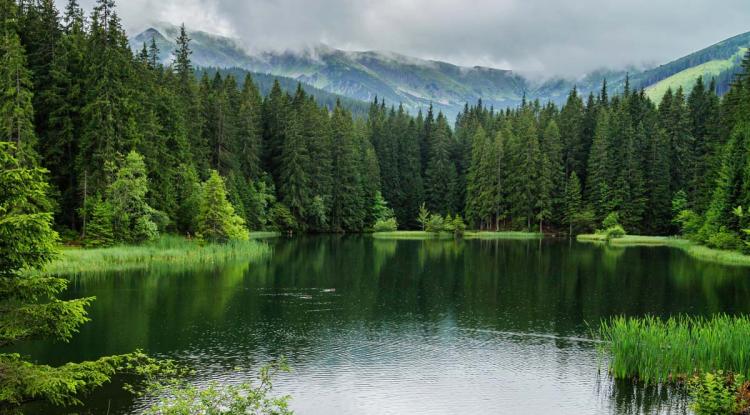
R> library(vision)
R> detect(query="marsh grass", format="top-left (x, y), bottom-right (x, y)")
top-left (577, 234), bottom-right (750, 266)
top-left (40, 235), bottom-right (271, 276)
top-left (598, 314), bottom-right (750, 384)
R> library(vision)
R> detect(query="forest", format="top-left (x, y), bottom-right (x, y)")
top-left (3, 0), bottom-right (750, 252)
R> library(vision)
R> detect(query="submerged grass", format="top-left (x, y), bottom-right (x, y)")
top-left (40, 235), bottom-right (271, 276)
top-left (598, 314), bottom-right (750, 384)
top-left (576, 234), bottom-right (750, 266)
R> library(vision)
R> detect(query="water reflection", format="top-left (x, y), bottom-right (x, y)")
top-left (22, 236), bottom-right (750, 414)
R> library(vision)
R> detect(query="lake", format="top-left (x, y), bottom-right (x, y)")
top-left (25, 236), bottom-right (750, 414)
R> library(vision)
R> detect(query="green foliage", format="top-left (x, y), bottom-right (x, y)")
top-left (688, 371), bottom-right (748, 415)
top-left (373, 217), bottom-right (398, 232)
top-left (598, 314), bottom-right (750, 384)
top-left (83, 195), bottom-right (114, 247)
top-left (271, 202), bottom-right (297, 233)
top-left (452, 215), bottom-right (467, 237)
top-left (196, 170), bottom-right (250, 243)
top-left (109, 151), bottom-right (160, 244)
top-left (425, 213), bottom-right (445, 233)
top-left (144, 360), bottom-right (292, 415)
top-left (416, 203), bottom-right (430, 231)
top-left (602, 212), bottom-right (620, 230)
top-left (675, 209), bottom-right (703, 239)
top-left (0, 142), bottom-right (168, 410)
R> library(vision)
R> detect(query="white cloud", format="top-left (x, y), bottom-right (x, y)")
top-left (58, 0), bottom-right (750, 77)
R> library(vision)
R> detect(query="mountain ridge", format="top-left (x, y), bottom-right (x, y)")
top-left (130, 24), bottom-right (750, 119)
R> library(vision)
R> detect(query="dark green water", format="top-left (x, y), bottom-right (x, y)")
top-left (23, 237), bottom-right (750, 414)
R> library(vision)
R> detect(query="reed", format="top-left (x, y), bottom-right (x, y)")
top-left (39, 235), bottom-right (271, 276)
top-left (598, 314), bottom-right (750, 384)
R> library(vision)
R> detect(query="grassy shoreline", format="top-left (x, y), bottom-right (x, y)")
top-left (598, 314), bottom-right (750, 384)
top-left (576, 234), bottom-right (750, 266)
top-left (371, 230), bottom-right (543, 240)
top-left (38, 235), bottom-right (273, 276)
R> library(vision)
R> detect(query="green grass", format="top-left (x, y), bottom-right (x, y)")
top-left (39, 235), bottom-right (271, 276)
top-left (463, 231), bottom-right (543, 239)
top-left (598, 314), bottom-right (750, 384)
top-left (371, 230), bottom-right (543, 240)
top-left (576, 234), bottom-right (750, 266)
top-left (645, 47), bottom-right (747, 102)
top-left (371, 231), bottom-right (455, 240)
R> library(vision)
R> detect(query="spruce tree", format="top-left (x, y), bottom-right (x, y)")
top-left (196, 170), bottom-right (249, 242)
top-left (0, 31), bottom-right (37, 162)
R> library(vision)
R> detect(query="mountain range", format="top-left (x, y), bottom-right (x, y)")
top-left (131, 24), bottom-right (750, 120)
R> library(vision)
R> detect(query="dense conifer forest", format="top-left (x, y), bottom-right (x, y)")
top-left (4, 0), bottom-right (750, 251)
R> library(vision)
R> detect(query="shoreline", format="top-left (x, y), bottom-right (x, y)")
top-left (576, 234), bottom-right (750, 266)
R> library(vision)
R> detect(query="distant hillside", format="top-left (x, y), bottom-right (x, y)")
top-left (131, 25), bottom-right (750, 117)
top-left (634, 31), bottom-right (750, 101)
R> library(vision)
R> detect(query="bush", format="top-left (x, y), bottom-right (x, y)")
top-left (602, 212), bottom-right (620, 229)
top-left (373, 217), bottom-right (398, 232)
top-left (604, 224), bottom-right (626, 240)
top-left (452, 215), bottom-right (467, 237)
top-left (707, 228), bottom-right (741, 250)
top-left (675, 209), bottom-right (703, 240)
top-left (688, 371), bottom-right (748, 415)
top-left (425, 214), bottom-right (445, 233)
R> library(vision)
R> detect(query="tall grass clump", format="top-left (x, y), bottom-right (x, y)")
top-left (39, 235), bottom-right (271, 276)
top-left (599, 314), bottom-right (750, 384)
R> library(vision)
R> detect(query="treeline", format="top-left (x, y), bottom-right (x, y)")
top-left (4, 0), bottom-right (750, 249)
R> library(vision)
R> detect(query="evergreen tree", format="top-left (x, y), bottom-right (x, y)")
top-left (0, 142), bottom-right (149, 410)
top-left (108, 151), bottom-right (158, 243)
top-left (564, 172), bottom-right (583, 235)
top-left (0, 31), bottom-right (37, 162)
top-left (196, 170), bottom-right (249, 242)
top-left (424, 113), bottom-right (458, 215)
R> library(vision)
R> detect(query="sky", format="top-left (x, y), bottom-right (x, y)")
top-left (60, 0), bottom-right (750, 77)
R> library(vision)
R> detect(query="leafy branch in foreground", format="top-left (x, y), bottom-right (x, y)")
top-left (0, 142), bottom-right (172, 411)
top-left (143, 359), bottom-right (293, 415)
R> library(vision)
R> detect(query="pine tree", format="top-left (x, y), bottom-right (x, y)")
top-left (564, 172), bottom-right (583, 235)
top-left (542, 120), bottom-right (565, 225)
top-left (0, 31), bottom-right (37, 162)
top-left (196, 170), bottom-right (249, 242)
top-left (330, 102), bottom-right (364, 232)
top-left (424, 113), bottom-right (458, 215)
top-left (278, 109), bottom-right (310, 226)
top-left (0, 141), bottom-right (150, 409)
top-left (108, 151), bottom-right (158, 243)
top-left (237, 74), bottom-right (263, 179)
top-left (586, 108), bottom-right (612, 220)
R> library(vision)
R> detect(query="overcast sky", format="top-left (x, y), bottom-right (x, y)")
top-left (59, 0), bottom-right (750, 77)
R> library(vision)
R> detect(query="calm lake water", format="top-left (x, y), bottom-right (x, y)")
top-left (24, 236), bottom-right (750, 414)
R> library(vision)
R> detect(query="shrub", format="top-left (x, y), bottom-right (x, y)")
top-left (425, 214), bottom-right (445, 233)
top-left (688, 371), bottom-right (748, 415)
top-left (373, 217), bottom-right (398, 232)
top-left (604, 224), bottom-right (626, 240)
top-left (707, 228), bottom-right (741, 250)
top-left (602, 212), bottom-right (620, 229)
top-left (452, 215), bottom-right (467, 237)
top-left (675, 209), bottom-right (703, 240)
